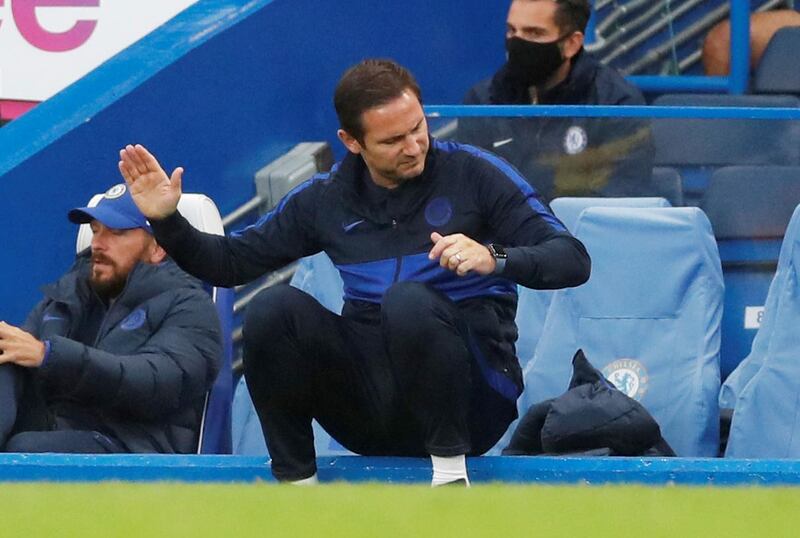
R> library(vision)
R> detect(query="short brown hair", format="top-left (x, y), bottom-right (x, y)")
top-left (554, 0), bottom-right (590, 34)
top-left (516, 0), bottom-right (590, 34)
top-left (333, 59), bottom-right (423, 143)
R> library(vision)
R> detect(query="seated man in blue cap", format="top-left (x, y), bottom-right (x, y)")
top-left (0, 184), bottom-right (222, 453)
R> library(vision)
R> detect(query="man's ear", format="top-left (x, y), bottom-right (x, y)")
top-left (562, 31), bottom-right (584, 61)
top-left (337, 129), bottom-right (363, 155)
top-left (148, 241), bottom-right (168, 264)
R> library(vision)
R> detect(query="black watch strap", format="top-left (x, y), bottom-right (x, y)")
top-left (488, 244), bottom-right (507, 274)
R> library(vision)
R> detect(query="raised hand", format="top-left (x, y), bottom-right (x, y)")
top-left (429, 232), bottom-right (496, 276)
top-left (118, 144), bottom-right (183, 220)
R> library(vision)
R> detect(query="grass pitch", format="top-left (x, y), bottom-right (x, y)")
top-left (1, 482), bottom-right (798, 537)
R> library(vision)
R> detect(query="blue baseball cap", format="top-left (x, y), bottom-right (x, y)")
top-left (68, 183), bottom-right (153, 234)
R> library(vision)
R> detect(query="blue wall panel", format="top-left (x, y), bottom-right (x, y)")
top-left (0, 0), bottom-right (507, 324)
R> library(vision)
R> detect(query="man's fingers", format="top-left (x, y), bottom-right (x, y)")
top-left (122, 144), bottom-right (148, 175)
top-left (135, 144), bottom-right (164, 173)
top-left (429, 234), bottom-right (459, 260)
top-left (170, 167), bottom-right (184, 193)
top-left (118, 160), bottom-right (135, 186)
top-left (456, 258), bottom-right (474, 276)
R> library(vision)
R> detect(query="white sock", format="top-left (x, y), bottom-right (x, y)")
top-left (289, 473), bottom-right (319, 486)
top-left (430, 454), bottom-right (470, 487)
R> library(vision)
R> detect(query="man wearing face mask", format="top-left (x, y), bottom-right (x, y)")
top-left (459, 0), bottom-right (655, 201)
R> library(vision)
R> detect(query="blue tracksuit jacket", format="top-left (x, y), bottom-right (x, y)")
top-left (153, 138), bottom-right (590, 389)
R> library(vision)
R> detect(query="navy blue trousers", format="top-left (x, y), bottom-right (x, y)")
top-left (242, 282), bottom-right (518, 481)
top-left (0, 364), bottom-right (125, 453)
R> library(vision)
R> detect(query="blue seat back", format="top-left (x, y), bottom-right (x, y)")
top-left (651, 94), bottom-right (800, 204)
top-left (514, 196), bottom-right (672, 370)
top-left (753, 27), bottom-right (800, 95)
top-left (724, 204), bottom-right (800, 457)
top-left (652, 94), bottom-right (800, 167)
top-left (197, 286), bottom-right (234, 454)
top-left (521, 207), bottom-right (724, 456)
top-left (231, 376), bottom-right (355, 457)
top-left (651, 167), bottom-right (683, 207)
top-left (701, 166), bottom-right (800, 378)
top-left (231, 252), bottom-right (352, 456)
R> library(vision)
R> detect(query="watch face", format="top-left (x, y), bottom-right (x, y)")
top-left (490, 244), bottom-right (507, 259)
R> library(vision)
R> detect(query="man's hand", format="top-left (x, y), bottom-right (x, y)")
top-left (118, 144), bottom-right (183, 220)
top-left (429, 232), bottom-right (496, 276)
top-left (0, 322), bottom-right (46, 368)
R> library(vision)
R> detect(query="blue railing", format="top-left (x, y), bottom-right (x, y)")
top-left (624, 0), bottom-right (752, 94)
top-left (425, 104), bottom-right (800, 120)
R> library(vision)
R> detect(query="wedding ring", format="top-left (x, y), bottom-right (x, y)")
top-left (455, 253), bottom-right (463, 262)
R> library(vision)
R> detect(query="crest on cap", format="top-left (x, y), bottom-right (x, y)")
top-left (105, 184), bottom-right (127, 200)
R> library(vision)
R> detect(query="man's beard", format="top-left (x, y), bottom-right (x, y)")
top-left (90, 255), bottom-right (128, 300)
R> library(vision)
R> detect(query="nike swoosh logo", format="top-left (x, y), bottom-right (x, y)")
top-left (42, 314), bottom-right (63, 323)
top-left (492, 137), bottom-right (514, 148)
top-left (342, 219), bottom-right (365, 232)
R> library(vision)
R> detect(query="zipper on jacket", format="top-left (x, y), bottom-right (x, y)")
top-left (391, 218), bottom-right (402, 283)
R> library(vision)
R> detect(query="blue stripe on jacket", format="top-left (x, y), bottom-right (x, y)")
top-left (337, 252), bottom-right (516, 303)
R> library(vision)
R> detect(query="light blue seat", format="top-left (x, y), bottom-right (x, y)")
top-left (514, 197), bottom-right (671, 369)
top-left (231, 251), bottom-right (353, 457)
top-left (753, 27), bottom-right (800, 95)
top-left (231, 376), bottom-right (355, 457)
top-left (724, 204), bottom-right (800, 458)
top-left (520, 207), bottom-right (724, 457)
top-left (701, 166), bottom-right (800, 379)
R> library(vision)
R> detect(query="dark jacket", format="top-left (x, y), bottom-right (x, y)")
top-left (460, 50), bottom-right (655, 201)
top-left (152, 138), bottom-right (590, 394)
top-left (504, 350), bottom-right (674, 456)
top-left (24, 251), bottom-right (222, 453)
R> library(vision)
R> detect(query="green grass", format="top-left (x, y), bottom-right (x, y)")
top-left (1, 482), bottom-right (799, 537)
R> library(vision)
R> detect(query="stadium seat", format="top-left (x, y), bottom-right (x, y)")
top-left (650, 94), bottom-right (800, 203)
top-left (520, 207), bottom-right (724, 457)
top-left (76, 192), bottom-right (234, 454)
top-left (231, 376), bottom-right (355, 457)
top-left (753, 27), bottom-right (800, 95)
top-left (724, 204), bottom-right (800, 458)
top-left (651, 167), bottom-right (683, 207)
top-left (514, 196), bottom-right (672, 370)
top-left (700, 166), bottom-right (800, 379)
top-left (231, 252), bottom-right (353, 457)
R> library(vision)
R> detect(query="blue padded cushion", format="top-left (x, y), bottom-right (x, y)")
top-left (701, 166), bottom-right (800, 240)
top-left (521, 207), bottom-right (724, 456)
top-left (230, 253), bottom-right (351, 456)
top-left (514, 196), bottom-right (672, 370)
top-left (753, 27), bottom-right (800, 94)
top-left (231, 376), bottom-right (355, 457)
top-left (724, 204), bottom-right (800, 457)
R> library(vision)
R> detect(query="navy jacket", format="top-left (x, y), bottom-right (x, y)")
top-left (24, 251), bottom-right (222, 453)
top-left (460, 50), bottom-right (655, 201)
top-left (153, 138), bottom-right (590, 392)
top-left (504, 350), bottom-right (674, 457)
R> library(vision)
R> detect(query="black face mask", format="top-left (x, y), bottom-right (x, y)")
top-left (505, 36), bottom-right (566, 88)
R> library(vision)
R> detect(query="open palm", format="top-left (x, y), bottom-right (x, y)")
top-left (118, 144), bottom-right (183, 219)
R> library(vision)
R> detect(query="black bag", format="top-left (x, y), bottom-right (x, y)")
top-left (504, 350), bottom-right (675, 457)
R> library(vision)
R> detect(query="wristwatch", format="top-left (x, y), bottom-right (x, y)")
top-left (488, 243), bottom-right (508, 274)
